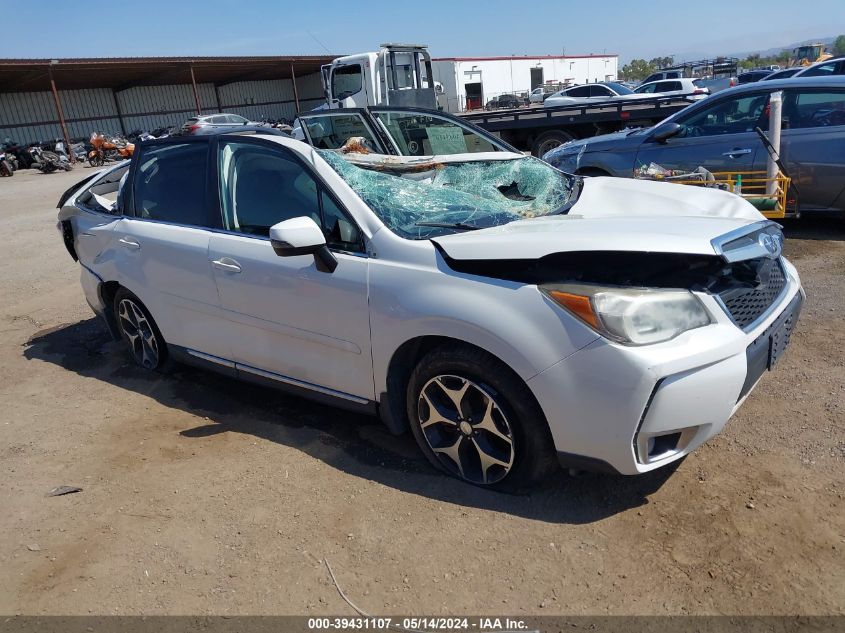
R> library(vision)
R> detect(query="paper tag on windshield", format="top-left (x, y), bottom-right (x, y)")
top-left (425, 127), bottom-right (467, 155)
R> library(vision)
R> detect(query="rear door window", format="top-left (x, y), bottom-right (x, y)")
top-left (132, 142), bottom-right (210, 226)
top-left (565, 86), bottom-right (591, 98)
top-left (787, 90), bottom-right (845, 128)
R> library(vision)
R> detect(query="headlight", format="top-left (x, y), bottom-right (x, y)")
top-left (542, 283), bottom-right (711, 345)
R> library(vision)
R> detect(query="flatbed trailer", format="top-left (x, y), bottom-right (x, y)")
top-left (457, 94), bottom-right (698, 156)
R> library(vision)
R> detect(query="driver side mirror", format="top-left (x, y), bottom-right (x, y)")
top-left (649, 122), bottom-right (683, 143)
top-left (269, 216), bottom-right (337, 273)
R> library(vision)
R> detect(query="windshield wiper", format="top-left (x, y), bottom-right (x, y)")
top-left (415, 221), bottom-right (483, 231)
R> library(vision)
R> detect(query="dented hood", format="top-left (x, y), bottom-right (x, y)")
top-left (432, 176), bottom-right (766, 260)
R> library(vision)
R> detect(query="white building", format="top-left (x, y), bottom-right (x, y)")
top-left (431, 54), bottom-right (619, 112)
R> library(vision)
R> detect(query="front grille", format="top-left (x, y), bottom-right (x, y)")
top-left (718, 258), bottom-right (786, 329)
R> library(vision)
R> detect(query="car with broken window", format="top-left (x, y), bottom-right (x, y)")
top-left (56, 115), bottom-right (803, 490)
top-left (542, 76), bottom-right (845, 214)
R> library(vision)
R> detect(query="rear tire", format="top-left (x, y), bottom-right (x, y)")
top-left (113, 288), bottom-right (170, 372)
top-left (0, 160), bottom-right (12, 177)
top-left (531, 130), bottom-right (575, 157)
top-left (406, 345), bottom-right (559, 491)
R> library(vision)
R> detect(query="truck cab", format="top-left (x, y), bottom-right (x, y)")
top-left (323, 44), bottom-right (437, 110)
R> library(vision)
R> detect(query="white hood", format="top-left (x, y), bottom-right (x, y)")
top-left (432, 176), bottom-right (766, 260)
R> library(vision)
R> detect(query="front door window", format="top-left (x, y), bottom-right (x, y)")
top-left (217, 140), bottom-right (363, 250)
top-left (331, 64), bottom-right (363, 100)
top-left (677, 93), bottom-right (769, 137)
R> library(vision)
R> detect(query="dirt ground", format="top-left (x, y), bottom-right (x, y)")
top-left (0, 166), bottom-right (842, 616)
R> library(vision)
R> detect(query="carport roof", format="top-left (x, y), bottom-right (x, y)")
top-left (0, 55), bottom-right (338, 93)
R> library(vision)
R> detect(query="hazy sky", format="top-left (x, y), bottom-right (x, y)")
top-left (6, 0), bottom-right (844, 63)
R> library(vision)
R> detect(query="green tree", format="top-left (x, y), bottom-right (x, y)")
top-left (834, 35), bottom-right (845, 56)
top-left (649, 56), bottom-right (675, 69)
top-left (620, 58), bottom-right (656, 81)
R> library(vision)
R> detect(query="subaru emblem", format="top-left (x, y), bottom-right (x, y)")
top-left (758, 232), bottom-right (782, 259)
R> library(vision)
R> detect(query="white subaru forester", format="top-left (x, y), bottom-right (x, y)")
top-left (57, 111), bottom-right (803, 490)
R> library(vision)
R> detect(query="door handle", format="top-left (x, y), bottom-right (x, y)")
top-left (118, 237), bottom-right (141, 250)
top-left (212, 258), bottom-right (242, 273)
top-left (722, 148), bottom-right (753, 157)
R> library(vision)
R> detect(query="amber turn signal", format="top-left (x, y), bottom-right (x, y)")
top-left (546, 291), bottom-right (600, 329)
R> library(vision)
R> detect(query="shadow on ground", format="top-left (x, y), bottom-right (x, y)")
top-left (781, 214), bottom-right (845, 242)
top-left (23, 317), bottom-right (679, 524)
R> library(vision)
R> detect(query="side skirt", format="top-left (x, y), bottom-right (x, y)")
top-left (169, 345), bottom-right (377, 416)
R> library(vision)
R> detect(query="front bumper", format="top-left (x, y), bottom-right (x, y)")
top-left (527, 259), bottom-right (803, 475)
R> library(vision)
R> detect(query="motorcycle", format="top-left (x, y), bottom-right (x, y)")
top-left (2, 138), bottom-right (30, 169)
top-left (88, 133), bottom-right (134, 167)
top-left (0, 149), bottom-right (14, 177)
top-left (70, 141), bottom-right (88, 163)
top-left (29, 146), bottom-right (72, 173)
top-left (150, 126), bottom-right (174, 138)
top-left (258, 115), bottom-right (293, 134)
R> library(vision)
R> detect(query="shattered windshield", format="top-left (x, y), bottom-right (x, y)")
top-left (319, 151), bottom-right (578, 239)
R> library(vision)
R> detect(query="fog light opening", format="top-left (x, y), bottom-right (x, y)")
top-left (647, 431), bottom-right (682, 460)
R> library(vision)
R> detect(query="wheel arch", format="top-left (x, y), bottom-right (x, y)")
top-left (378, 335), bottom-right (544, 436)
top-left (575, 166), bottom-right (612, 177)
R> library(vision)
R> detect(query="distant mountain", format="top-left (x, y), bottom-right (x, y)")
top-left (729, 36), bottom-right (835, 59)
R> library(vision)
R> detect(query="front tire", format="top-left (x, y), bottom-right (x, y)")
top-left (406, 345), bottom-right (558, 490)
top-left (113, 289), bottom-right (168, 371)
top-left (0, 160), bottom-right (12, 176)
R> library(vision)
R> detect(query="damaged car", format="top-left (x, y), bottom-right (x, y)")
top-left (56, 126), bottom-right (803, 490)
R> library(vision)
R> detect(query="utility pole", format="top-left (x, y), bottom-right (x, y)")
top-left (47, 61), bottom-right (74, 163)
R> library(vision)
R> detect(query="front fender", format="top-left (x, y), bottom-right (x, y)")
top-left (368, 255), bottom-right (599, 396)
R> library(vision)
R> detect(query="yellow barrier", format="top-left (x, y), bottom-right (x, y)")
top-left (660, 170), bottom-right (792, 219)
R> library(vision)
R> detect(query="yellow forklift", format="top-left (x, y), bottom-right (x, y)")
top-left (789, 43), bottom-right (832, 67)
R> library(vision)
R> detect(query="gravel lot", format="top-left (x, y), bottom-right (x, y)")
top-left (0, 166), bottom-right (842, 616)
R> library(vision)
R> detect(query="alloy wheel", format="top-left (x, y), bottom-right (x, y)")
top-left (117, 298), bottom-right (159, 369)
top-left (416, 375), bottom-right (515, 484)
